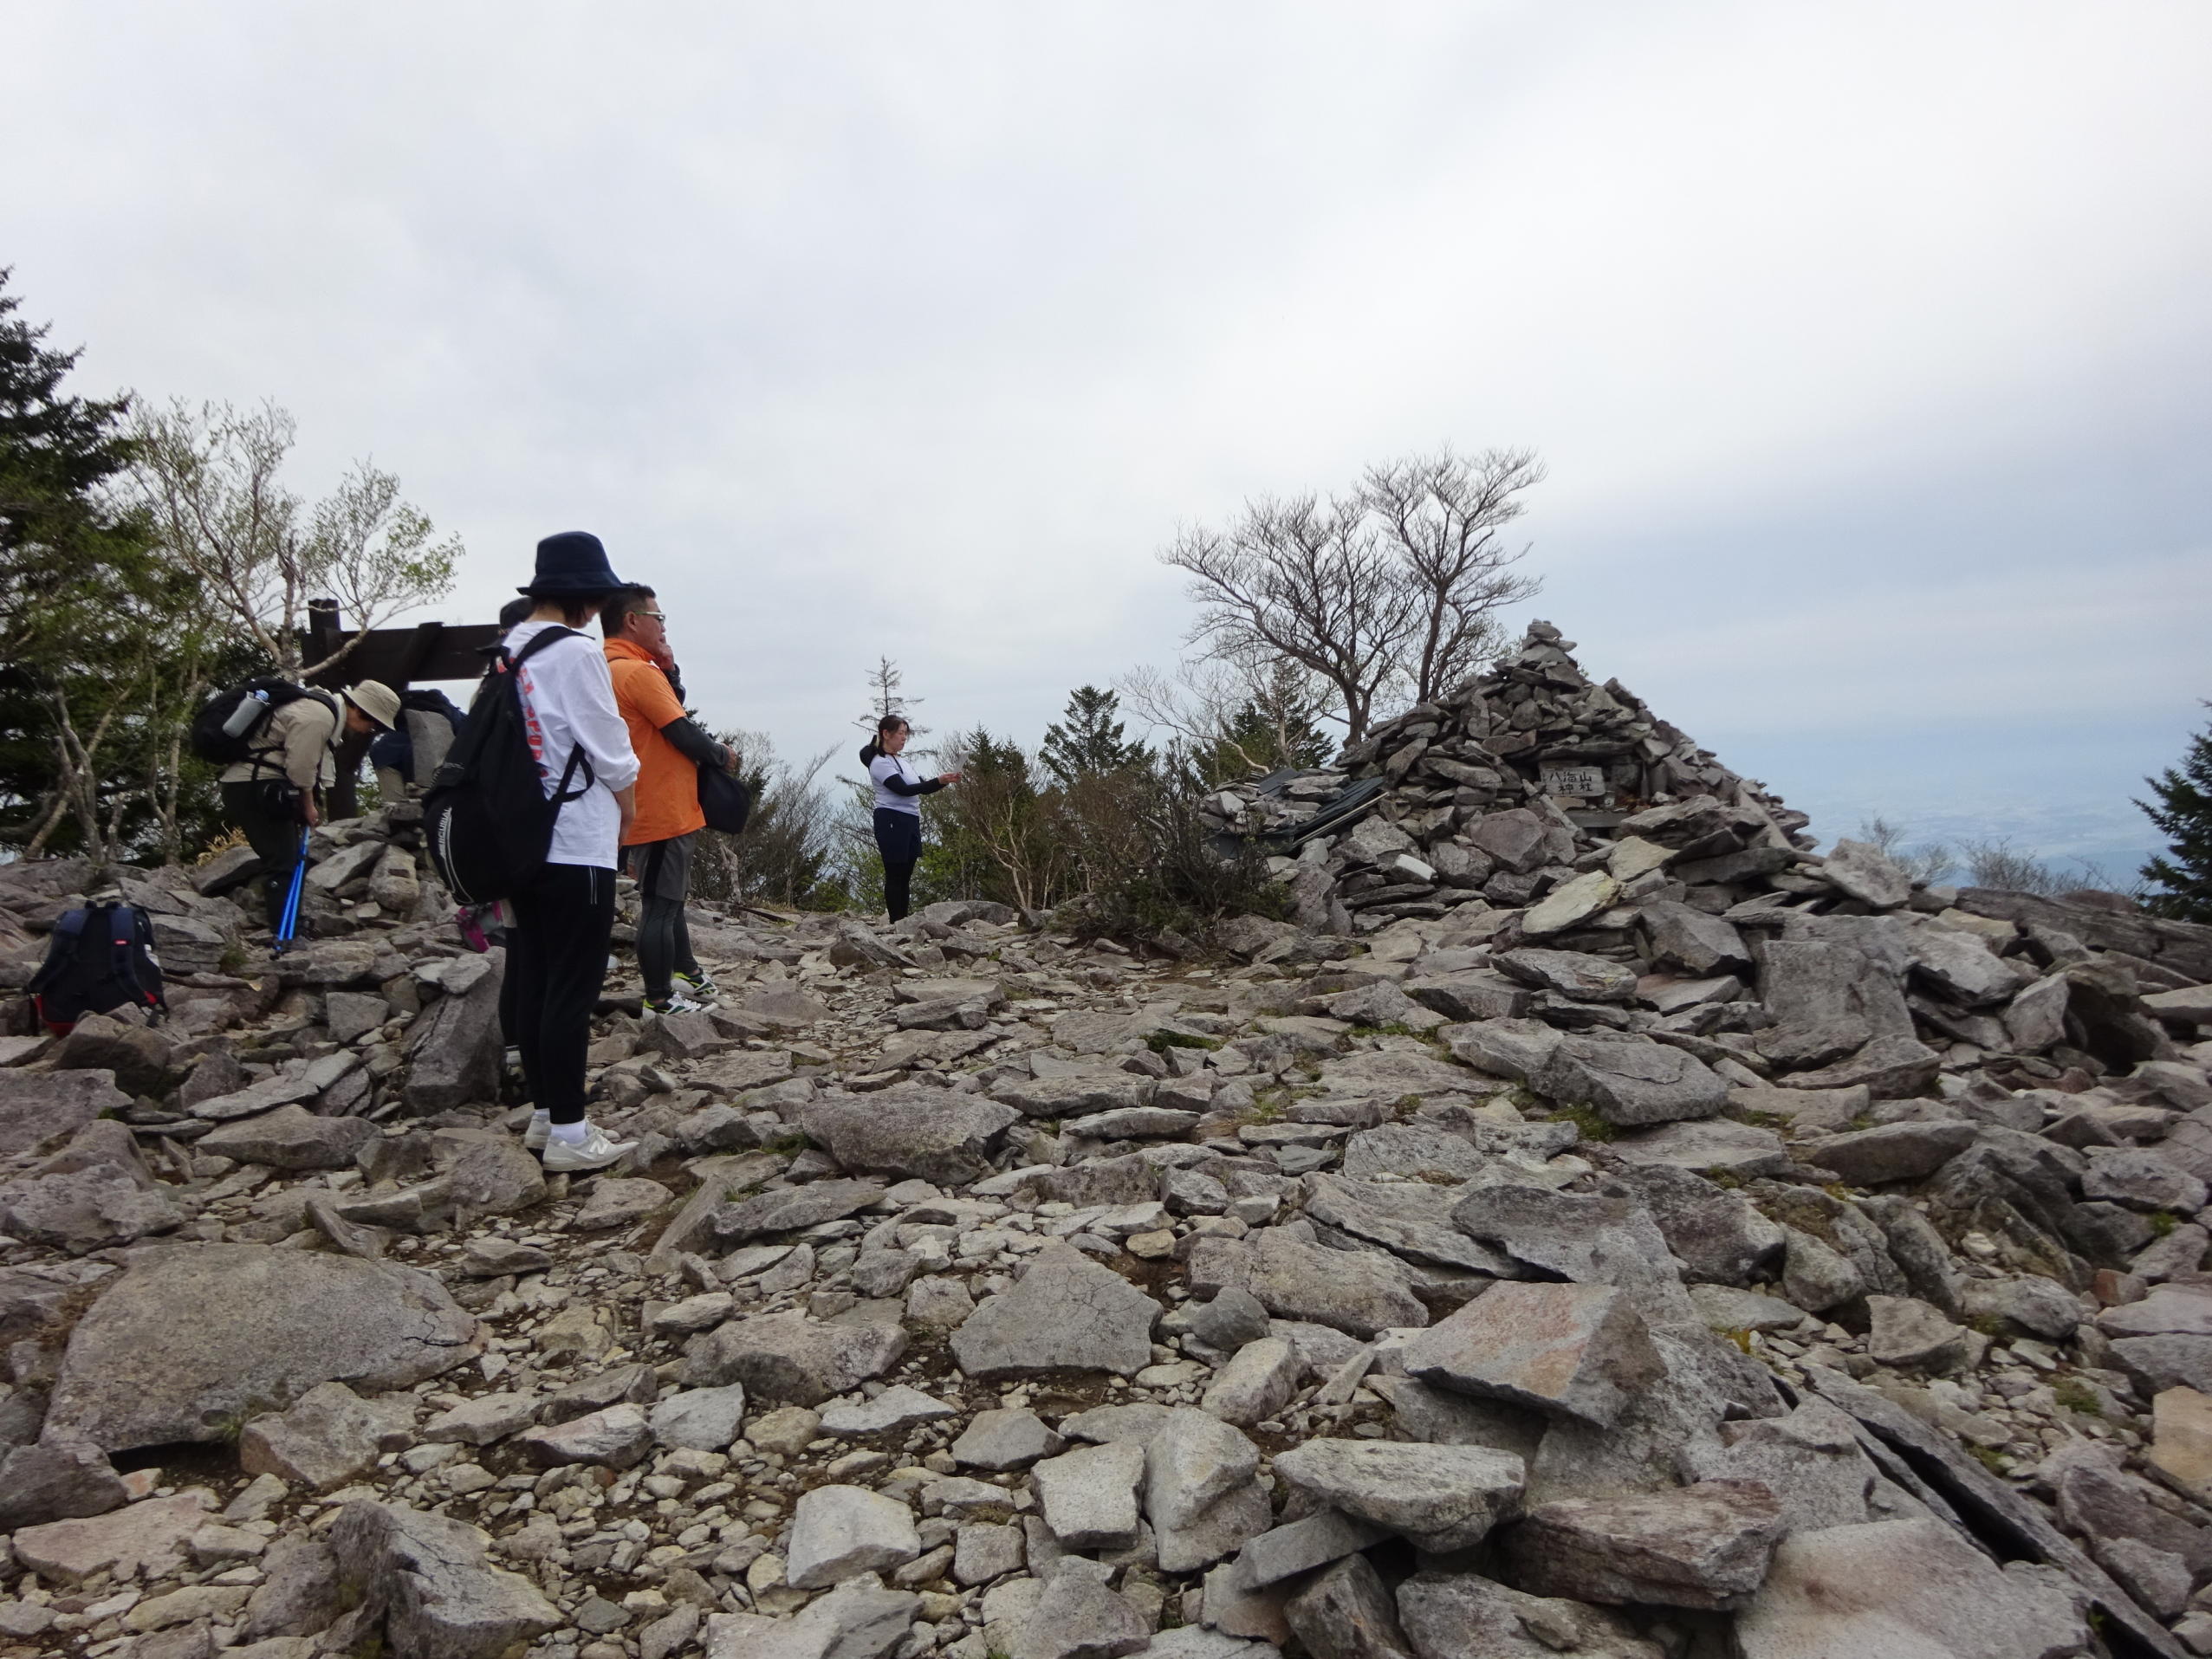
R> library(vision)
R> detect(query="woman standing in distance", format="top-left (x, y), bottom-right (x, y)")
top-left (861, 716), bottom-right (958, 923)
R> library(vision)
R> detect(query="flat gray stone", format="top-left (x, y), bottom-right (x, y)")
top-left (0, 1070), bottom-right (130, 1157)
top-left (710, 1179), bottom-right (885, 1242)
top-left (1534, 1036), bottom-right (1728, 1126)
top-left (1230, 1509), bottom-right (1390, 1591)
top-left (684, 1313), bottom-right (906, 1406)
top-left (1735, 1519), bottom-right (2089, 1659)
top-left (1033, 1440), bottom-right (1145, 1550)
top-left (797, 1092), bottom-right (1021, 1186)
top-left (198, 1105), bottom-right (377, 1171)
top-left (516, 1403), bottom-right (653, 1469)
top-left (648, 1384), bottom-right (748, 1452)
top-left (331, 1499), bottom-right (560, 1659)
top-left (45, 1243), bottom-right (481, 1452)
top-left (1400, 1281), bottom-right (1665, 1428)
top-left (239, 1381), bottom-right (410, 1490)
top-left (1396, 1570), bottom-right (1660, 1659)
top-left (819, 1385), bottom-right (957, 1437)
top-left (1609, 1119), bottom-right (1789, 1179)
top-left (1145, 1407), bottom-right (1270, 1574)
top-left (951, 1243), bottom-right (1159, 1378)
top-left (1301, 1173), bottom-right (1515, 1273)
top-left (0, 1163), bottom-right (184, 1254)
top-left (950, 1408), bottom-right (1063, 1471)
top-left (1272, 1438), bottom-right (1524, 1552)
top-left (786, 1484), bottom-right (921, 1588)
top-left (1798, 1120), bottom-right (1976, 1186)
top-left (1507, 1480), bottom-right (1787, 1610)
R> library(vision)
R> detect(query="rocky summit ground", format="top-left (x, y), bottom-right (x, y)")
top-left (4, 650), bottom-right (2212, 1658)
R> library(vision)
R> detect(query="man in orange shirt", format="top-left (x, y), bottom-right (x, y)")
top-left (601, 586), bottom-right (739, 1014)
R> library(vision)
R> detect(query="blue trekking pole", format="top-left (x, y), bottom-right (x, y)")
top-left (273, 827), bottom-right (309, 955)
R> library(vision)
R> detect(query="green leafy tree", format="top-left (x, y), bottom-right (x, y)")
top-left (2139, 707), bottom-right (2212, 923)
top-left (0, 271), bottom-right (238, 862)
top-left (1040, 685), bottom-right (1150, 787)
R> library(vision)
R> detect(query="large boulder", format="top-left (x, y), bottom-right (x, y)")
top-left (43, 1243), bottom-right (483, 1451)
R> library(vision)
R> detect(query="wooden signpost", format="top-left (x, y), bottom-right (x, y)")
top-left (300, 599), bottom-right (500, 819)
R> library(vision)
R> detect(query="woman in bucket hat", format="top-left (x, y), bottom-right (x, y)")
top-left (503, 531), bottom-right (644, 1174)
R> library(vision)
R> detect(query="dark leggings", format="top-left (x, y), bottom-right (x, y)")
top-left (222, 780), bottom-right (306, 932)
top-left (873, 807), bottom-right (922, 923)
top-left (507, 862), bottom-right (615, 1124)
top-left (633, 841), bottom-right (699, 1001)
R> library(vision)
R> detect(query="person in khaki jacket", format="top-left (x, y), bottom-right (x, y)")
top-left (219, 680), bottom-right (400, 933)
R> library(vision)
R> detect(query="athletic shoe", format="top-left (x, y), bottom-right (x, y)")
top-left (523, 1111), bottom-right (550, 1151)
top-left (673, 969), bottom-right (720, 1003)
top-left (647, 993), bottom-right (709, 1016)
top-left (541, 1124), bottom-right (639, 1173)
top-left (455, 906), bottom-right (491, 953)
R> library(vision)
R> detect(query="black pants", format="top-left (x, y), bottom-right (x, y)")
top-left (507, 862), bottom-right (615, 1125)
top-left (873, 808), bottom-right (922, 923)
top-left (222, 780), bottom-right (306, 933)
top-left (632, 834), bottom-right (700, 1001)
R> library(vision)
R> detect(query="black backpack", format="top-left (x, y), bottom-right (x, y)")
top-left (697, 763), bottom-right (753, 835)
top-left (26, 904), bottom-right (167, 1034)
top-left (190, 678), bottom-right (334, 767)
top-left (422, 627), bottom-right (596, 906)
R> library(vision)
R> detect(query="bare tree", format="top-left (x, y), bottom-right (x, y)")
top-left (1361, 447), bottom-right (1543, 705)
top-left (1120, 654), bottom-right (1334, 781)
top-left (131, 399), bottom-right (461, 677)
top-left (1858, 814), bottom-right (1955, 885)
top-left (1159, 446), bottom-right (1542, 742)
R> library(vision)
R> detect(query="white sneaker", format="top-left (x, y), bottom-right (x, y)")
top-left (541, 1124), bottom-right (638, 1173)
top-left (648, 992), bottom-right (708, 1016)
top-left (523, 1111), bottom-right (550, 1151)
top-left (674, 969), bottom-right (720, 1005)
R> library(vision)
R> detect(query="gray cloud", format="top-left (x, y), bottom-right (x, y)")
top-left (10, 1), bottom-right (2209, 866)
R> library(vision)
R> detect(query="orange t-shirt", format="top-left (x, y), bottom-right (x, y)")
top-left (605, 638), bottom-right (706, 846)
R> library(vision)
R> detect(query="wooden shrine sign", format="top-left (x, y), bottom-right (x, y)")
top-left (298, 599), bottom-right (503, 819)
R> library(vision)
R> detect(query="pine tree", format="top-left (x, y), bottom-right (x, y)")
top-left (1040, 685), bottom-right (1149, 787)
top-left (2138, 706), bottom-right (2212, 923)
top-left (855, 656), bottom-right (925, 740)
top-left (0, 269), bottom-right (223, 860)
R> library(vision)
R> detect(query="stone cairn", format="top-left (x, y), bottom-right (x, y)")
top-left (0, 626), bottom-right (2209, 1659)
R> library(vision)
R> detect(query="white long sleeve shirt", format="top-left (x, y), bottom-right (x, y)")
top-left (507, 621), bottom-right (639, 869)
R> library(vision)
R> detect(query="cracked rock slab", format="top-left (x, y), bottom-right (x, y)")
top-left (951, 1242), bottom-right (1159, 1378)
top-left (43, 1243), bottom-right (482, 1453)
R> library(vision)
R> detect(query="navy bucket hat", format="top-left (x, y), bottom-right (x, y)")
top-left (521, 531), bottom-right (626, 596)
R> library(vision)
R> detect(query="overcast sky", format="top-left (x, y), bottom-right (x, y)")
top-left (10, 2), bottom-right (2209, 877)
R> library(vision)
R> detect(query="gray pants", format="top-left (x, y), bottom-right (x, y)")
top-left (631, 833), bottom-right (699, 1001)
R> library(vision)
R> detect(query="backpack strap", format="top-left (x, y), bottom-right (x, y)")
top-left (504, 627), bottom-right (598, 802)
